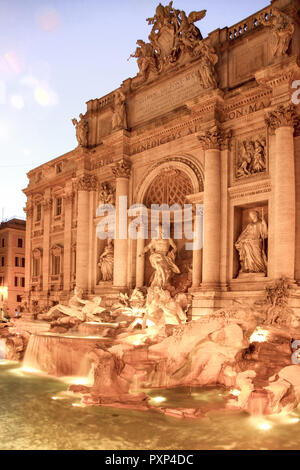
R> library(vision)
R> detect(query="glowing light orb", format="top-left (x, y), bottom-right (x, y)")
top-left (35, 87), bottom-right (50, 106)
top-left (10, 94), bottom-right (24, 109)
top-left (250, 327), bottom-right (269, 343)
top-left (230, 389), bottom-right (241, 397)
top-left (151, 396), bottom-right (166, 404)
top-left (258, 422), bottom-right (272, 431)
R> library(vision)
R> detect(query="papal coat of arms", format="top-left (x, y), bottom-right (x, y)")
top-left (129, 2), bottom-right (218, 89)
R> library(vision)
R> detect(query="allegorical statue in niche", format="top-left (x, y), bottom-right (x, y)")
top-left (260, 7), bottom-right (294, 58)
top-left (72, 113), bottom-right (88, 147)
top-left (98, 239), bottom-right (114, 282)
top-left (235, 210), bottom-right (268, 275)
top-left (143, 225), bottom-right (180, 289)
top-left (112, 91), bottom-right (127, 131)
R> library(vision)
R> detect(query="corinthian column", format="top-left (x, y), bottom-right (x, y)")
top-left (266, 104), bottom-right (298, 280)
top-left (76, 174), bottom-right (98, 292)
top-left (198, 126), bottom-right (229, 289)
top-left (112, 159), bottom-right (131, 288)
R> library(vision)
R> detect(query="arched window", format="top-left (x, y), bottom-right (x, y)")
top-left (144, 168), bottom-right (193, 208)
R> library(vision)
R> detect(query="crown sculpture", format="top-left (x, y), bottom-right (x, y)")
top-left (129, 1), bottom-right (218, 89)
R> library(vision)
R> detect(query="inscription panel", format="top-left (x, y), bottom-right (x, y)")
top-left (128, 68), bottom-right (205, 127)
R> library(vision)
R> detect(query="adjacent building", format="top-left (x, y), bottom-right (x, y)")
top-left (0, 218), bottom-right (26, 315)
top-left (23, 0), bottom-right (300, 317)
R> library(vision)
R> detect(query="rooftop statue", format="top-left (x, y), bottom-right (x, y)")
top-left (260, 7), bottom-right (294, 58)
top-left (129, 2), bottom-right (217, 88)
top-left (72, 113), bottom-right (89, 147)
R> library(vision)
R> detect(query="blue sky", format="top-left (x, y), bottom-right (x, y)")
top-left (0, 0), bottom-right (270, 218)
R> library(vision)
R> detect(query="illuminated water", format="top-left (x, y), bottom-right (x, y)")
top-left (0, 362), bottom-right (300, 450)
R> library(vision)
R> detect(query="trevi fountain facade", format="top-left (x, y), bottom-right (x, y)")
top-left (2, 0), bottom-right (300, 447)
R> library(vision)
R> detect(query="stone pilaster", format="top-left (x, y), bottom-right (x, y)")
top-left (42, 193), bottom-right (52, 293)
top-left (24, 199), bottom-right (33, 293)
top-left (76, 174), bottom-right (98, 292)
top-left (266, 104), bottom-right (298, 280)
top-left (63, 190), bottom-right (73, 293)
top-left (112, 159), bottom-right (131, 288)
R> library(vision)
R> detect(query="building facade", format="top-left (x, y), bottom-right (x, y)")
top-left (0, 218), bottom-right (26, 315)
top-left (23, 0), bottom-right (300, 317)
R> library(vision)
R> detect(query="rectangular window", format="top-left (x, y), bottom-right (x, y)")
top-left (17, 295), bottom-right (22, 303)
top-left (21, 277), bottom-right (25, 288)
top-left (55, 197), bottom-right (62, 216)
top-left (1, 257), bottom-right (4, 267)
top-left (52, 255), bottom-right (60, 275)
top-left (18, 238), bottom-right (23, 248)
top-left (14, 277), bottom-right (18, 287)
top-left (36, 204), bottom-right (41, 222)
top-left (33, 258), bottom-right (40, 277)
top-left (0, 277), bottom-right (4, 285)
top-left (15, 257), bottom-right (19, 267)
top-left (1, 238), bottom-right (4, 247)
top-left (22, 257), bottom-right (25, 268)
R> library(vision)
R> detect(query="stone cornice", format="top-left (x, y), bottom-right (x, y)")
top-left (265, 104), bottom-right (299, 132)
top-left (228, 179), bottom-right (271, 200)
top-left (111, 159), bottom-right (131, 179)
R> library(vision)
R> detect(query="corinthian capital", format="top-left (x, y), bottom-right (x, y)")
top-left (77, 174), bottom-right (98, 192)
top-left (24, 203), bottom-right (33, 218)
top-left (198, 126), bottom-right (232, 151)
top-left (112, 159), bottom-right (131, 179)
top-left (265, 104), bottom-right (299, 132)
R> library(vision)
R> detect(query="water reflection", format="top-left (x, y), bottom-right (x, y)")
top-left (0, 363), bottom-right (299, 450)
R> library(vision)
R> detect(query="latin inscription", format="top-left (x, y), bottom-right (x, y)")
top-left (128, 70), bottom-right (204, 126)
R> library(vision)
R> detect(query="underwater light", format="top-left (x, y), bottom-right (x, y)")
top-left (250, 327), bottom-right (269, 343)
top-left (152, 396), bottom-right (166, 404)
top-left (258, 422), bottom-right (272, 431)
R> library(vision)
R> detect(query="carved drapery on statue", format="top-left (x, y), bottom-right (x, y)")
top-left (112, 91), bottom-right (128, 131)
top-left (129, 2), bottom-right (218, 89)
top-left (235, 210), bottom-right (268, 276)
top-left (260, 7), bottom-right (294, 58)
top-left (144, 225), bottom-right (180, 289)
top-left (98, 239), bottom-right (114, 282)
top-left (236, 134), bottom-right (267, 179)
top-left (72, 113), bottom-right (89, 147)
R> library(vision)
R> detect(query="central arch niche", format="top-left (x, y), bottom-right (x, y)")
top-left (144, 168), bottom-right (193, 208)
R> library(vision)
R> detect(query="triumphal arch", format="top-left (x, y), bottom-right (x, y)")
top-left (23, 0), bottom-right (300, 318)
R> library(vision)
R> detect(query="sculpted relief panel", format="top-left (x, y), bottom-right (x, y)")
top-left (235, 131), bottom-right (267, 181)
